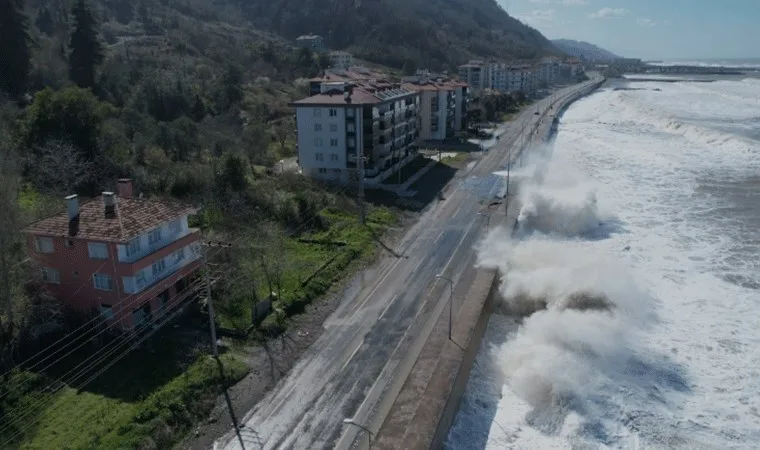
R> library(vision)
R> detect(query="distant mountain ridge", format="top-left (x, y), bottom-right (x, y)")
top-left (552, 39), bottom-right (620, 62)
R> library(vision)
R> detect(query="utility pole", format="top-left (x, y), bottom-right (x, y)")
top-left (202, 244), bottom-right (219, 359)
top-left (358, 151), bottom-right (366, 225)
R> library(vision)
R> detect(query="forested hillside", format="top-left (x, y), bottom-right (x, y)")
top-left (239, 0), bottom-right (559, 69)
top-left (552, 38), bottom-right (620, 62)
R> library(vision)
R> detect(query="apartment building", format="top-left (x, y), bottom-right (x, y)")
top-left (403, 73), bottom-right (469, 140)
top-left (458, 61), bottom-right (489, 91)
top-left (291, 81), bottom-right (420, 185)
top-left (295, 34), bottom-right (326, 53)
top-left (308, 66), bottom-right (387, 96)
top-left (23, 179), bottom-right (203, 330)
top-left (328, 51), bottom-right (353, 70)
top-left (459, 60), bottom-right (539, 95)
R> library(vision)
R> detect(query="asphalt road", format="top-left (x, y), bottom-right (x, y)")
top-left (213, 79), bottom-right (603, 450)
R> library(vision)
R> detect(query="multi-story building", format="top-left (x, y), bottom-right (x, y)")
top-left (23, 179), bottom-right (203, 330)
top-left (295, 34), bottom-right (326, 53)
top-left (291, 81), bottom-right (420, 185)
top-left (308, 66), bottom-right (387, 96)
top-left (403, 72), bottom-right (468, 140)
top-left (458, 61), bottom-right (489, 91)
top-left (328, 51), bottom-right (353, 70)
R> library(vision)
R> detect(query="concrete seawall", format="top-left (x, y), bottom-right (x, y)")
top-left (373, 79), bottom-right (605, 450)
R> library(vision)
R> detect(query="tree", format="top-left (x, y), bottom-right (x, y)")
top-left (401, 59), bottom-right (417, 76)
top-left (68, 0), bottom-right (104, 89)
top-left (0, 123), bottom-right (21, 343)
top-left (222, 64), bottom-right (243, 108)
top-left (35, 5), bottom-right (54, 35)
top-left (26, 139), bottom-right (95, 196)
top-left (190, 94), bottom-right (206, 122)
top-left (0, 0), bottom-right (32, 98)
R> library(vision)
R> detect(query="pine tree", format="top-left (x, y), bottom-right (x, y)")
top-left (68, 0), bottom-right (104, 89)
top-left (0, 0), bottom-right (32, 98)
top-left (35, 5), bottom-right (54, 35)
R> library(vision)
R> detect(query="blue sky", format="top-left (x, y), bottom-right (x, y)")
top-left (498, 0), bottom-right (760, 60)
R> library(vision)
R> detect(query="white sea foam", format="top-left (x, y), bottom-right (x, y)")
top-left (447, 79), bottom-right (760, 450)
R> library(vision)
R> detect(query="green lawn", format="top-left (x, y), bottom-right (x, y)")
top-left (216, 206), bottom-right (397, 334)
top-left (440, 152), bottom-right (469, 167)
top-left (1, 343), bottom-right (248, 450)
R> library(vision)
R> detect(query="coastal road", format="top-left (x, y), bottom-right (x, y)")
top-left (213, 79), bottom-right (602, 450)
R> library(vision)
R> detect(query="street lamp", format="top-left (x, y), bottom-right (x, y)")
top-left (477, 212), bottom-right (491, 232)
top-left (435, 274), bottom-right (454, 341)
top-left (342, 418), bottom-right (373, 447)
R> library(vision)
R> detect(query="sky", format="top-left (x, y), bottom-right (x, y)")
top-left (497, 0), bottom-right (760, 60)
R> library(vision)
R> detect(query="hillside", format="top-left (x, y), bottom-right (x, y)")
top-left (552, 39), bottom-right (620, 62)
top-left (240, 0), bottom-right (559, 70)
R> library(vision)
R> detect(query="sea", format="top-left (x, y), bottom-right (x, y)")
top-left (445, 74), bottom-right (760, 449)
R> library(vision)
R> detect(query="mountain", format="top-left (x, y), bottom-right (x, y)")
top-left (239, 0), bottom-right (559, 70)
top-left (552, 39), bottom-right (620, 62)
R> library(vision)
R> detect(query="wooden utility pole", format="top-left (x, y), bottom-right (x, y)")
top-left (357, 152), bottom-right (366, 225)
top-left (202, 244), bottom-right (219, 359)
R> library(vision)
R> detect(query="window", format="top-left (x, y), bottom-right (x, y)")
top-left (72, 271), bottom-right (79, 280)
top-left (41, 268), bottom-right (60, 284)
top-left (135, 271), bottom-right (147, 289)
top-left (314, 138), bottom-right (323, 147)
top-left (329, 108), bottom-right (338, 117)
top-left (330, 153), bottom-right (339, 162)
top-left (318, 168), bottom-right (327, 174)
top-left (34, 237), bottom-right (54, 254)
top-left (346, 108), bottom-right (355, 118)
top-left (313, 108), bottom-right (322, 117)
top-left (100, 304), bottom-right (114, 320)
top-left (88, 242), bottom-right (108, 260)
top-left (330, 138), bottom-right (338, 147)
top-left (152, 259), bottom-right (166, 278)
top-left (93, 273), bottom-right (114, 291)
top-left (169, 219), bottom-right (182, 235)
top-left (329, 124), bottom-right (338, 132)
top-left (315, 153), bottom-right (324, 161)
top-left (65, 239), bottom-right (74, 248)
top-left (126, 238), bottom-right (141, 257)
top-left (173, 248), bottom-right (186, 264)
top-left (314, 123), bottom-right (323, 131)
top-left (148, 228), bottom-right (162, 245)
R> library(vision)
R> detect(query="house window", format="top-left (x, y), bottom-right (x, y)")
top-left (152, 259), bottom-right (166, 278)
top-left (314, 123), bottom-right (322, 131)
top-left (65, 239), bottom-right (74, 248)
top-left (169, 219), bottom-right (182, 235)
top-left (329, 124), bottom-right (338, 132)
top-left (330, 139), bottom-right (338, 147)
top-left (313, 108), bottom-right (322, 117)
top-left (126, 238), bottom-right (141, 257)
top-left (88, 242), bottom-right (108, 260)
top-left (314, 138), bottom-right (323, 147)
top-left (318, 168), bottom-right (327, 174)
top-left (173, 248), bottom-right (186, 264)
top-left (93, 273), bottom-right (114, 291)
top-left (315, 153), bottom-right (324, 161)
top-left (329, 108), bottom-right (338, 117)
top-left (100, 304), bottom-right (114, 320)
top-left (330, 153), bottom-right (339, 162)
top-left (148, 228), bottom-right (162, 245)
top-left (135, 271), bottom-right (147, 289)
top-left (34, 236), bottom-right (54, 254)
top-left (346, 108), bottom-right (355, 118)
top-left (41, 268), bottom-right (60, 284)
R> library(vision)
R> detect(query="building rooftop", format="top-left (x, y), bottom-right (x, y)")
top-left (296, 34), bottom-right (323, 40)
top-left (24, 195), bottom-right (198, 243)
top-left (292, 81), bottom-right (415, 107)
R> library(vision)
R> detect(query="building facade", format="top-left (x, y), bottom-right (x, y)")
top-left (295, 34), bottom-right (326, 52)
top-left (23, 179), bottom-right (203, 331)
top-left (328, 51), bottom-right (353, 70)
top-left (403, 74), bottom-right (468, 140)
top-left (291, 81), bottom-right (420, 185)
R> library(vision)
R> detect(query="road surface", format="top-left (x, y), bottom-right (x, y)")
top-left (213, 79), bottom-right (602, 450)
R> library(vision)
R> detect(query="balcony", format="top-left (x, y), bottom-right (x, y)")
top-left (122, 241), bottom-right (202, 295)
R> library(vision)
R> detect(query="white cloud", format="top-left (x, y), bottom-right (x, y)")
top-left (636, 17), bottom-right (656, 27)
top-left (561, 0), bottom-right (589, 5)
top-left (589, 7), bottom-right (630, 18)
top-left (516, 8), bottom-right (557, 27)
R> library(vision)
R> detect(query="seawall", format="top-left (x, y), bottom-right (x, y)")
top-left (372, 79), bottom-right (605, 450)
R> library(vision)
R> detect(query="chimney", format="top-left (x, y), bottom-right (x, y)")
top-left (117, 178), bottom-right (134, 198)
top-left (65, 194), bottom-right (79, 221)
top-left (103, 192), bottom-right (116, 218)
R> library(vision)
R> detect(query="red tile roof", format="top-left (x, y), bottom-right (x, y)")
top-left (291, 89), bottom-right (382, 106)
top-left (23, 195), bottom-right (198, 243)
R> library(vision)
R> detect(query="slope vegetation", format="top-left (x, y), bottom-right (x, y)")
top-left (239, 0), bottom-right (558, 69)
top-left (552, 39), bottom-right (620, 62)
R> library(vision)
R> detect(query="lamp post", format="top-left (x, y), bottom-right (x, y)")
top-left (342, 418), bottom-right (373, 448)
top-left (477, 212), bottom-right (491, 232)
top-left (436, 274), bottom-right (454, 341)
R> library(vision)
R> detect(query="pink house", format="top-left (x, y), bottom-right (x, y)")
top-left (22, 179), bottom-right (203, 330)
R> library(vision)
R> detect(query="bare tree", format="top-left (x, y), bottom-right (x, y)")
top-left (27, 139), bottom-right (94, 197)
top-left (271, 122), bottom-right (290, 158)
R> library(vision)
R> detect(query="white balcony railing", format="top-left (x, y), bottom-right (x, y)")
top-left (122, 241), bottom-right (201, 295)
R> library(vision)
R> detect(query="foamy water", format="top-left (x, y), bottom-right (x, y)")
top-left (446, 79), bottom-right (760, 449)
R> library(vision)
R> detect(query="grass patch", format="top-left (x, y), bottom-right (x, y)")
top-left (440, 152), bottom-right (469, 167)
top-left (0, 342), bottom-right (248, 450)
top-left (216, 206), bottom-right (398, 335)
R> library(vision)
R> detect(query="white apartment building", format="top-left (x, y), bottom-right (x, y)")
top-left (328, 51), bottom-right (353, 70)
top-left (291, 81), bottom-right (420, 184)
top-left (458, 62), bottom-right (489, 91)
top-left (404, 78), bottom-right (469, 140)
